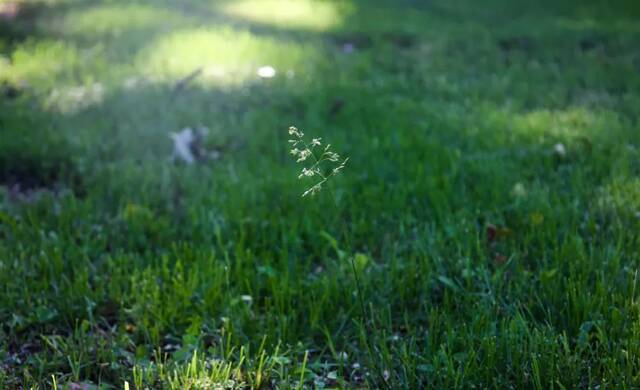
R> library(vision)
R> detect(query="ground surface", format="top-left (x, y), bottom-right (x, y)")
top-left (1, 0), bottom-right (640, 388)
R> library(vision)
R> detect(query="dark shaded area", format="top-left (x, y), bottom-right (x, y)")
top-left (498, 36), bottom-right (534, 52)
top-left (0, 1), bottom-right (65, 52)
top-left (0, 108), bottom-right (84, 197)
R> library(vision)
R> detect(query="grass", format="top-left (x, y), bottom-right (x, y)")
top-left (1, 0), bottom-right (640, 388)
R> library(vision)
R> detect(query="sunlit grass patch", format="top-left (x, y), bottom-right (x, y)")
top-left (511, 107), bottom-right (621, 141)
top-left (60, 3), bottom-right (190, 37)
top-left (596, 176), bottom-right (640, 219)
top-left (127, 344), bottom-right (314, 389)
top-left (138, 27), bottom-right (320, 86)
top-left (2, 38), bottom-right (117, 104)
top-left (218, 0), bottom-right (351, 31)
top-left (44, 82), bottom-right (105, 113)
top-left (2, 39), bottom-right (81, 86)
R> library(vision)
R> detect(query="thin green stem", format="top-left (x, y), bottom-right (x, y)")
top-left (300, 137), bottom-right (386, 387)
top-left (323, 183), bottom-right (387, 388)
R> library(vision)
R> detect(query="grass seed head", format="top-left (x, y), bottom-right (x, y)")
top-left (287, 126), bottom-right (348, 197)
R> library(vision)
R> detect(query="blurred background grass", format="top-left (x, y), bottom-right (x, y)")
top-left (1, 0), bottom-right (640, 388)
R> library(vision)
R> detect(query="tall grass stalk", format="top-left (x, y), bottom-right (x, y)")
top-left (287, 126), bottom-right (386, 386)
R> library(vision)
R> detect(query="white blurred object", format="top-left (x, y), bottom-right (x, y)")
top-left (257, 65), bottom-right (276, 78)
top-left (511, 182), bottom-right (527, 198)
top-left (170, 128), bottom-right (196, 164)
top-left (553, 143), bottom-right (566, 157)
top-left (170, 127), bottom-right (209, 164)
top-left (204, 65), bottom-right (225, 78)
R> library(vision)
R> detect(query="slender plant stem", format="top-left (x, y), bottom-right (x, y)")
top-left (299, 138), bottom-right (386, 386)
top-left (324, 185), bottom-right (387, 388)
top-left (303, 141), bottom-right (370, 328)
top-left (325, 187), bottom-right (369, 330)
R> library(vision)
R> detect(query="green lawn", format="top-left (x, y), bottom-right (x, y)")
top-left (1, 0), bottom-right (640, 388)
